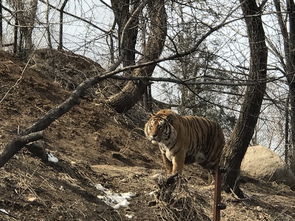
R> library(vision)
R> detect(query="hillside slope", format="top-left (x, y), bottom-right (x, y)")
top-left (0, 50), bottom-right (295, 221)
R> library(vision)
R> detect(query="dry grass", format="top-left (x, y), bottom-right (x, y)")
top-left (153, 175), bottom-right (211, 221)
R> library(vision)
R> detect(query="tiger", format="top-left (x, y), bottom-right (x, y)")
top-left (144, 109), bottom-right (225, 176)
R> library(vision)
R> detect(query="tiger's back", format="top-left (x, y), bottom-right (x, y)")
top-left (178, 115), bottom-right (225, 169)
top-left (144, 109), bottom-right (225, 175)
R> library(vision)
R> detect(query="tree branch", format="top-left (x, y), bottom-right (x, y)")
top-left (0, 57), bottom-right (121, 168)
top-left (0, 131), bottom-right (44, 167)
top-left (38, 0), bottom-right (113, 36)
top-left (108, 74), bottom-right (284, 87)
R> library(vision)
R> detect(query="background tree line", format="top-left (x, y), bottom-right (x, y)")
top-left (0, 0), bottom-right (294, 197)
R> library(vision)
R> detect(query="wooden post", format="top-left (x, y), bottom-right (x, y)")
top-left (213, 167), bottom-right (226, 221)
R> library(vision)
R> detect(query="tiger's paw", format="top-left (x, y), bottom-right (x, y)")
top-left (166, 173), bottom-right (179, 185)
top-left (150, 172), bottom-right (166, 184)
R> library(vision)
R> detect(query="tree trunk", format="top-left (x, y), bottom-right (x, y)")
top-left (0, 0), bottom-right (2, 48)
top-left (108, 0), bottom-right (141, 94)
top-left (58, 0), bottom-right (69, 50)
top-left (222, 0), bottom-right (268, 198)
top-left (275, 0), bottom-right (295, 173)
top-left (9, 0), bottom-right (38, 55)
top-left (106, 0), bottom-right (167, 113)
top-left (286, 0), bottom-right (295, 174)
top-left (285, 94), bottom-right (290, 166)
top-left (45, 0), bottom-right (52, 48)
top-left (111, 0), bottom-right (139, 68)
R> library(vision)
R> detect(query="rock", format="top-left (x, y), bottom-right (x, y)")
top-left (241, 145), bottom-right (295, 189)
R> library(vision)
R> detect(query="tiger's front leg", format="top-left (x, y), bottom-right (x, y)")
top-left (159, 151), bottom-right (185, 193)
top-left (161, 153), bottom-right (173, 174)
top-left (171, 149), bottom-right (185, 175)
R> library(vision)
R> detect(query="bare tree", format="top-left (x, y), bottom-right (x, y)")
top-left (58, 0), bottom-right (69, 50)
top-left (111, 0), bottom-right (140, 68)
top-left (106, 0), bottom-right (167, 113)
top-left (45, 0), bottom-right (52, 48)
top-left (273, 0), bottom-right (295, 173)
top-left (222, 0), bottom-right (268, 198)
top-left (8, 0), bottom-right (38, 55)
top-left (0, 0), bottom-right (3, 48)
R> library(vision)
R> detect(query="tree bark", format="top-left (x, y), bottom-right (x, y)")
top-left (45, 0), bottom-right (52, 48)
top-left (111, 0), bottom-right (140, 68)
top-left (222, 0), bottom-right (268, 198)
top-left (285, 94), bottom-right (290, 165)
top-left (0, 0), bottom-right (2, 48)
top-left (106, 0), bottom-right (167, 113)
top-left (0, 131), bottom-right (43, 167)
top-left (274, 0), bottom-right (295, 173)
top-left (58, 0), bottom-right (69, 50)
top-left (286, 0), bottom-right (295, 173)
top-left (8, 0), bottom-right (38, 55)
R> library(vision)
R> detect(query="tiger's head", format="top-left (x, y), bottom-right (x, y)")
top-left (144, 109), bottom-right (177, 145)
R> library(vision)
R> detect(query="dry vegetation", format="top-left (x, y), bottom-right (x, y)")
top-left (0, 50), bottom-right (295, 221)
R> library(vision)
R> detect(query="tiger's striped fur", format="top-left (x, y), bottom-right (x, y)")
top-left (144, 109), bottom-right (225, 175)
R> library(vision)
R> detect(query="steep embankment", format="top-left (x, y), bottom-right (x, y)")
top-left (0, 50), bottom-right (294, 221)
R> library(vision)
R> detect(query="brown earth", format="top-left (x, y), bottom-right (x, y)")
top-left (0, 50), bottom-right (295, 221)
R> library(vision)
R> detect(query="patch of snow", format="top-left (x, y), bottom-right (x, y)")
top-left (47, 153), bottom-right (59, 163)
top-left (95, 184), bottom-right (108, 192)
top-left (0, 208), bottom-right (9, 215)
top-left (125, 214), bottom-right (133, 219)
top-left (96, 183), bottom-right (136, 209)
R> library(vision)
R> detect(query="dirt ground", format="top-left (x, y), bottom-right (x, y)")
top-left (0, 50), bottom-right (295, 221)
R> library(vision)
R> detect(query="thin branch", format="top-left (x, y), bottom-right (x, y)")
top-left (58, 0), bottom-right (69, 50)
top-left (99, 0), bottom-right (112, 10)
top-left (136, 15), bottom-right (248, 67)
top-left (108, 73), bottom-right (285, 86)
top-left (38, 0), bottom-right (114, 36)
top-left (0, 51), bottom-right (37, 104)
top-left (1, 3), bottom-right (13, 14)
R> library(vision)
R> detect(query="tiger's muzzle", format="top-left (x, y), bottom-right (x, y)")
top-left (151, 134), bottom-right (160, 142)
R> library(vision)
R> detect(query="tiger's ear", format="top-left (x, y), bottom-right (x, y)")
top-left (165, 114), bottom-right (173, 123)
top-left (149, 113), bottom-right (155, 118)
